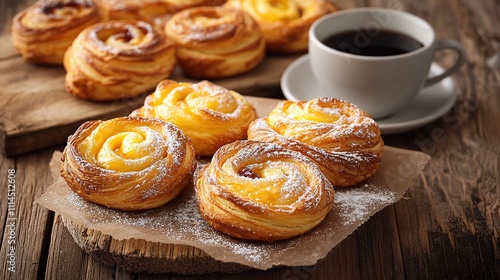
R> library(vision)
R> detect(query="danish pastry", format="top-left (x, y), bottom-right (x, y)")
top-left (195, 140), bottom-right (334, 242)
top-left (224, 0), bottom-right (337, 53)
top-left (64, 20), bottom-right (176, 101)
top-left (60, 116), bottom-right (196, 211)
top-left (11, 0), bottom-right (101, 65)
top-left (94, 0), bottom-right (226, 28)
top-left (131, 80), bottom-right (257, 156)
top-left (164, 6), bottom-right (265, 78)
top-left (247, 97), bottom-right (384, 187)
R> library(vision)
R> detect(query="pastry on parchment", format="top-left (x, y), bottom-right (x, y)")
top-left (248, 97), bottom-right (384, 187)
top-left (60, 116), bottom-right (196, 211)
top-left (131, 79), bottom-right (257, 156)
top-left (195, 140), bottom-right (335, 242)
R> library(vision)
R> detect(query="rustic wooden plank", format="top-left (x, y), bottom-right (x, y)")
top-left (0, 154), bottom-right (17, 279)
top-left (355, 205), bottom-right (405, 279)
top-left (381, 0), bottom-right (500, 278)
top-left (0, 149), bottom-right (54, 279)
top-left (56, 216), bottom-right (370, 280)
top-left (45, 214), bottom-right (91, 280)
top-left (349, 0), bottom-right (500, 279)
top-left (162, 224), bottom-right (366, 280)
top-left (46, 214), bottom-right (136, 280)
top-left (129, 227), bottom-right (364, 279)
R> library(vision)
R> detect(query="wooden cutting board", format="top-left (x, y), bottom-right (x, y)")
top-left (61, 216), bottom-right (251, 274)
top-left (0, 34), bottom-right (300, 156)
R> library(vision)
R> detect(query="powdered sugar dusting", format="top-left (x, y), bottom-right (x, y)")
top-left (221, 141), bottom-right (329, 209)
top-left (55, 171), bottom-right (399, 268)
top-left (334, 184), bottom-right (398, 227)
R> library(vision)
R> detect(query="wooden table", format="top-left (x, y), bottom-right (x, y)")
top-left (1, 0), bottom-right (499, 279)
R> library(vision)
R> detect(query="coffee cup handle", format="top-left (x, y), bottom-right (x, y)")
top-left (424, 39), bottom-right (466, 87)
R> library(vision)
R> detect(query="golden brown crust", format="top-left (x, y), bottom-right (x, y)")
top-left (195, 140), bottom-right (334, 242)
top-left (247, 97), bottom-right (384, 187)
top-left (131, 80), bottom-right (257, 156)
top-left (60, 116), bottom-right (196, 211)
top-left (63, 20), bottom-right (176, 101)
top-left (225, 0), bottom-right (338, 53)
top-left (94, 0), bottom-right (226, 28)
top-left (164, 6), bottom-right (265, 78)
top-left (11, 0), bottom-right (101, 64)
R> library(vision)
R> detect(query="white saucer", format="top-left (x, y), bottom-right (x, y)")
top-left (281, 54), bottom-right (458, 135)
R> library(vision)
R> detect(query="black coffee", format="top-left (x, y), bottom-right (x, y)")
top-left (322, 29), bottom-right (423, 56)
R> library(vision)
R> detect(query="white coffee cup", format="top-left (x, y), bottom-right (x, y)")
top-left (308, 8), bottom-right (466, 119)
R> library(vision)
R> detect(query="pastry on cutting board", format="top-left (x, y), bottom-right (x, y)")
top-left (224, 0), bottom-right (337, 53)
top-left (64, 20), bottom-right (176, 101)
top-left (93, 0), bottom-right (226, 28)
top-left (164, 6), bottom-right (265, 78)
top-left (11, 0), bottom-right (101, 65)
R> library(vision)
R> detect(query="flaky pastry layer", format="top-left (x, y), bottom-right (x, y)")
top-left (60, 116), bottom-right (196, 211)
top-left (196, 140), bottom-right (335, 242)
top-left (225, 0), bottom-right (338, 53)
top-left (165, 6), bottom-right (265, 78)
top-left (11, 0), bottom-right (101, 64)
top-left (131, 80), bottom-right (257, 156)
top-left (248, 97), bottom-right (384, 187)
top-left (63, 20), bottom-right (176, 101)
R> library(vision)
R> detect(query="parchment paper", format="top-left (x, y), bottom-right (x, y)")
top-left (37, 146), bottom-right (429, 270)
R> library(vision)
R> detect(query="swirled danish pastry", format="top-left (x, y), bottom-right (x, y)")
top-left (131, 80), bottom-right (257, 156)
top-left (248, 97), bottom-right (384, 187)
top-left (225, 0), bottom-right (337, 53)
top-left (164, 6), bottom-right (265, 78)
top-left (196, 140), bottom-right (334, 242)
top-left (60, 116), bottom-right (196, 211)
top-left (64, 20), bottom-right (176, 101)
top-left (11, 0), bottom-right (101, 64)
top-left (94, 0), bottom-right (226, 28)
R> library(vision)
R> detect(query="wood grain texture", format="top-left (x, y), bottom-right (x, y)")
top-left (1, 0), bottom-right (499, 279)
top-left (370, 0), bottom-right (500, 277)
top-left (0, 149), bottom-right (54, 280)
